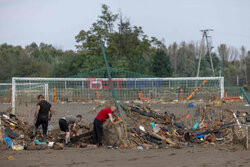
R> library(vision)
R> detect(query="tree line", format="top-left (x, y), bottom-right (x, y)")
top-left (0, 4), bottom-right (249, 86)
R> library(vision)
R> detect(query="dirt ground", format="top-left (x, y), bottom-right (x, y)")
top-left (0, 146), bottom-right (249, 167)
top-left (0, 100), bottom-right (249, 167)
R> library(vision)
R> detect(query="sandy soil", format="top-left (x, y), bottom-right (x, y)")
top-left (0, 147), bottom-right (249, 167)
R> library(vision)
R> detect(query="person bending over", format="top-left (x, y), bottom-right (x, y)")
top-left (59, 115), bottom-right (82, 146)
top-left (93, 106), bottom-right (117, 146)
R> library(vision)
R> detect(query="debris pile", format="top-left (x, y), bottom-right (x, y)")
top-left (123, 102), bottom-right (249, 150)
top-left (0, 100), bottom-right (249, 151)
top-left (0, 112), bottom-right (67, 150)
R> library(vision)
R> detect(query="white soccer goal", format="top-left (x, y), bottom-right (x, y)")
top-left (11, 77), bottom-right (224, 114)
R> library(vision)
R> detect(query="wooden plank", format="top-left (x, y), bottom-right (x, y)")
top-left (151, 132), bottom-right (176, 146)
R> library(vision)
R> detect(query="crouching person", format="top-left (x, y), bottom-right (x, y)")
top-left (5, 123), bottom-right (24, 139)
top-left (4, 123), bottom-right (24, 148)
top-left (93, 106), bottom-right (117, 146)
top-left (59, 115), bottom-right (82, 146)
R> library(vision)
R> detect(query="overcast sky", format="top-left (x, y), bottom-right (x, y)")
top-left (0, 0), bottom-right (249, 51)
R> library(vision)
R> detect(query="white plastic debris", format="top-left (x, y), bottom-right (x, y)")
top-left (153, 124), bottom-right (160, 133)
top-left (139, 125), bottom-right (145, 132)
top-left (48, 142), bottom-right (54, 147)
top-left (3, 114), bottom-right (10, 119)
top-left (12, 144), bottom-right (24, 151)
top-left (137, 146), bottom-right (144, 150)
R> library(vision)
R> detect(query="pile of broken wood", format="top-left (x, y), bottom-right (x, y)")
top-left (123, 103), bottom-right (249, 149)
top-left (0, 101), bottom-right (248, 150)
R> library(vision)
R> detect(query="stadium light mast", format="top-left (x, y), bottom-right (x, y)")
top-left (196, 29), bottom-right (215, 77)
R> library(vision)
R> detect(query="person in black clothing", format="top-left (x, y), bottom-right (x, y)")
top-left (33, 95), bottom-right (53, 141)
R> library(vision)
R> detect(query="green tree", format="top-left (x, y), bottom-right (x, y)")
top-left (152, 50), bottom-right (172, 77)
top-left (75, 4), bottom-right (118, 71)
top-left (75, 4), bottom-right (162, 75)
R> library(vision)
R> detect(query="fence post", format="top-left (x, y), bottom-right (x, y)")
top-left (10, 88), bottom-right (12, 104)
top-left (12, 77), bottom-right (16, 114)
top-left (96, 88), bottom-right (99, 99)
top-left (139, 91), bottom-right (142, 100)
top-left (45, 84), bottom-right (49, 101)
top-left (180, 88), bottom-right (183, 101)
top-left (220, 77), bottom-right (224, 99)
top-left (0, 118), bottom-right (3, 143)
top-left (53, 87), bottom-right (56, 103)
top-left (246, 125), bottom-right (248, 149)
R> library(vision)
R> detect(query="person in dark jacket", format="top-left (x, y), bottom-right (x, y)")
top-left (33, 95), bottom-right (53, 141)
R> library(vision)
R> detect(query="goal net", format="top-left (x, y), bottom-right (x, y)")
top-left (12, 77), bottom-right (224, 114)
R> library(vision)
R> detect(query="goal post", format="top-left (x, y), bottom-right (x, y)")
top-left (12, 78), bottom-right (49, 114)
top-left (11, 77), bottom-right (224, 114)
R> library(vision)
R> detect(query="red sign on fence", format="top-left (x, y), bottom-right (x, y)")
top-left (86, 78), bottom-right (124, 89)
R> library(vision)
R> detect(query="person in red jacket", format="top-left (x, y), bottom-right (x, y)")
top-left (93, 106), bottom-right (117, 146)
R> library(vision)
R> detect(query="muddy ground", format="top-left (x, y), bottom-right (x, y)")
top-left (0, 146), bottom-right (250, 167)
top-left (0, 100), bottom-right (249, 167)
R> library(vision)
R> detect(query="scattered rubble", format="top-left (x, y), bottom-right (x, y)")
top-left (0, 100), bottom-right (249, 151)
top-left (125, 102), bottom-right (249, 150)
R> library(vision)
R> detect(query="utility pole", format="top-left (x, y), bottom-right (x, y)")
top-left (196, 29), bottom-right (214, 77)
